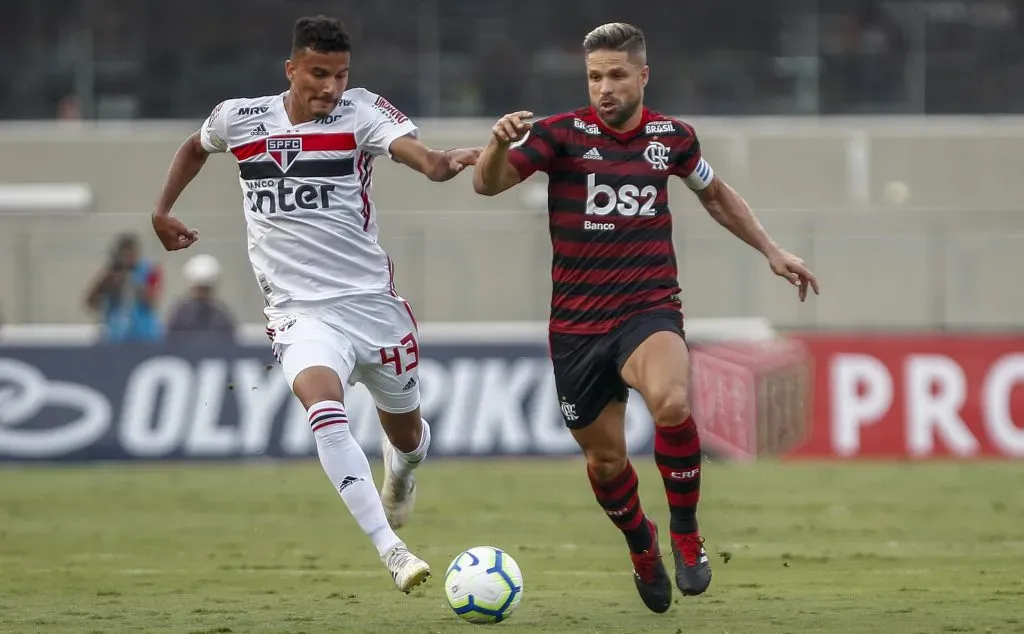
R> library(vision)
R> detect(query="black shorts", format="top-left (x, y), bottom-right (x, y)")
top-left (549, 309), bottom-right (685, 430)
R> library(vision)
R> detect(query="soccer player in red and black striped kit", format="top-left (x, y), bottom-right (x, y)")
top-left (473, 23), bottom-right (819, 613)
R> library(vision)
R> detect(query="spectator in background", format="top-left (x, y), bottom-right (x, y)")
top-left (165, 254), bottom-right (236, 343)
top-left (57, 95), bottom-right (82, 120)
top-left (85, 233), bottom-right (163, 343)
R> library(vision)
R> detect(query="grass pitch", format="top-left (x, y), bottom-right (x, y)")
top-left (1, 458), bottom-right (1022, 633)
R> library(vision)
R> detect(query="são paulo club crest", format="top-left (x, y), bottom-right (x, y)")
top-left (267, 137), bottom-right (302, 172)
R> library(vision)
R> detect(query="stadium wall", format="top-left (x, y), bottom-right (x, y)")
top-left (3, 117), bottom-right (1024, 329)
top-left (0, 319), bottom-right (783, 463)
top-left (2, 322), bottom-right (1022, 463)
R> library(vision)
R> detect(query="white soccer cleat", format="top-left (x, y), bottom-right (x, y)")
top-left (383, 543), bottom-right (430, 593)
top-left (381, 436), bottom-right (417, 529)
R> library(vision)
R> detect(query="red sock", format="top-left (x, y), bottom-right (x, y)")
top-left (654, 416), bottom-right (702, 535)
top-left (588, 461), bottom-right (654, 553)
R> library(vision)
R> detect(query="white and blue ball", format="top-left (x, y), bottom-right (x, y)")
top-left (444, 546), bottom-right (523, 624)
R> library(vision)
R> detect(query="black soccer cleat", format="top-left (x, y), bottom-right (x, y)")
top-left (628, 517), bottom-right (673, 613)
top-left (671, 532), bottom-right (712, 596)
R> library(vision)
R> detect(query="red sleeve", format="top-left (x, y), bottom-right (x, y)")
top-left (507, 120), bottom-right (557, 180)
top-left (670, 123), bottom-right (715, 190)
top-left (670, 123), bottom-right (702, 178)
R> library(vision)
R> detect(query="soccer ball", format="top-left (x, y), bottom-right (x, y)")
top-left (444, 546), bottom-right (523, 624)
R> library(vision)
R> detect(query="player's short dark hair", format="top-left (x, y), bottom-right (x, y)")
top-left (292, 15), bottom-right (351, 55)
top-left (582, 22), bottom-right (646, 61)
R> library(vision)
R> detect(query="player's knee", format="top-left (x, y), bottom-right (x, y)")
top-left (378, 408), bottom-right (423, 453)
top-left (651, 387), bottom-right (690, 427)
top-left (292, 366), bottom-right (344, 409)
top-left (586, 450), bottom-right (628, 483)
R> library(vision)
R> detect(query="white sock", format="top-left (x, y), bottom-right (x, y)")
top-left (308, 400), bottom-right (402, 557)
top-left (389, 418), bottom-right (431, 480)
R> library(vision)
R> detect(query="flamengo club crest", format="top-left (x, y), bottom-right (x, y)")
top-left (267, 137), bottom-right (302, 173)
top-left (560, 399), bottom-right (579, 422)
top-left (643, 141), bottom-right (670, 170)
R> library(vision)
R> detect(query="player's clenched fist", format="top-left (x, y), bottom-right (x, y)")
top-left (152, 214), bottom-right (199, 251)
top-left (492, 111), bottom-right (534, 146)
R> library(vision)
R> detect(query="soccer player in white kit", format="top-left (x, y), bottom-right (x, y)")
top-left (150, 15), bottom-right (481, 593)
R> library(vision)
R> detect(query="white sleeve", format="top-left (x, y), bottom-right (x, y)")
top-left (199, 100), bottom-right (232, 154)
top-left (355, 91), bottom-right (418, 158)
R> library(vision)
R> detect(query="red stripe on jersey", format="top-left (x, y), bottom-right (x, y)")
top-left (551, 317), bottom-right (622, 333)
top-left (553, 287), bottom-right (673, 313)
top-left (231, 139), bottom-right (266, 161)
top-left (552, 238), bottom-right (674, 259)
top-left (403, 300), bottom-right (419, 330)
top-left (552, 263), bottom-right (678, 285)
top-left (231, 132), bottom-right (357, 161)
top-left (549, 302), bottom-right (680, 335)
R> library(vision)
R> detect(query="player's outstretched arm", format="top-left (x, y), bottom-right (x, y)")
top-left (389, 136), bottom-right (481, 182)
top-left (151, 131), bottom-right (207, 251)
top-left (693, 177), bottom-right (775, 254)
top-left (473, 111), bottom-right (534, 196)
top-left (695, 177), bottom-right (820, 301)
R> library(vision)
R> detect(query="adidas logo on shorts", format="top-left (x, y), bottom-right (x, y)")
top-left (402, 377), bottom-right (417, 391)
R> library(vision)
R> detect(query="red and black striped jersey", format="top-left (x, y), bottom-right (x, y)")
top-left (507, 106), bottom-right (715, 335)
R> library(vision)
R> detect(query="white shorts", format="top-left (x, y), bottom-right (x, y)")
top-left (265, 292), bottom-right (421, 414)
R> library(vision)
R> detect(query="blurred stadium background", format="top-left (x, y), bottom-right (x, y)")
top-left (2, 1), bottom-right (1024, 632)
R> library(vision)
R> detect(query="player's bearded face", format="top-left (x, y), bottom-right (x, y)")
top-left (586, 51), bottom-right (648, 128)
top-left (286, 49), bottom-right (351, 117)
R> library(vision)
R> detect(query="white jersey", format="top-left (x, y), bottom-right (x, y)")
top-left (199, 88), bottom-right (417, 306)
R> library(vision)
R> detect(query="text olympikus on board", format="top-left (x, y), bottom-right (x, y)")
top-left (0, 343), bottom-right (656, 462)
